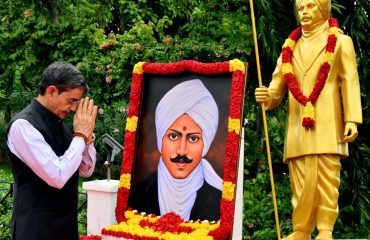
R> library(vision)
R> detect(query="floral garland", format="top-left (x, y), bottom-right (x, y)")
top-left (281, 18), bottom-right (339, 128)
top-left (108, 59), bottom-right (246, 240)
top-left (102, 210), bottom-right (220, 240)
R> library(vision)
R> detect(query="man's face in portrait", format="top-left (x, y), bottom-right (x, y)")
top-left (297, 0), bottom-right (324, 28)
top-left (161, 114), bottom-right (204, 179)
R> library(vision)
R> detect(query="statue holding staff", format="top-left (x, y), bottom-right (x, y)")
top-left (255, 0), bottom-right (362, 239)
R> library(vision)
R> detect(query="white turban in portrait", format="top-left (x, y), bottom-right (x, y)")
top-left (296, 0), bottom-right (331, 20)
top-left (155, 79), bottom-right (219, 156)
top-left (155, 79), bottom-right (223, 221)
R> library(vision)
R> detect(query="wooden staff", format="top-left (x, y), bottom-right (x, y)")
top-left (248, 0), bottom-right (281, 239)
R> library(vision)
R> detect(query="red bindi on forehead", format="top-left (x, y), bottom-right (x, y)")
top-left (182, 126), bottom-right (187, 131)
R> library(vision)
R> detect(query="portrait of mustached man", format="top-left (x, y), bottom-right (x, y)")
top-left (131, 79), bottom-right (223, 222)
top-left (255, 0), bottom-right (362, 239)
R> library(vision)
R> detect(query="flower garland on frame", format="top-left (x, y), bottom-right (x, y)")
top-left (111, 59), bottom-right (246, 240)
top-left (102, 210), bottom-right (220, 239)
top-left (281, 18), bottom-right (339, 129)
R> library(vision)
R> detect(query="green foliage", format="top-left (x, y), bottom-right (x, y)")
top-left (176, 2), bottom-right (253, 62)
top-left (243, 165), bottom-right (292, 239)
top-left (334, 1), bottom-right (370, 135)
top-left (0, 165), bottom-right (13, 239)
top-left (0, 114), bottom-right (7, 157)
top-left (93, 101), bottom-right (128, 179)
top-left (336, 142), bottom-right (370, 238)
top-left (0, 193), bottom-right (12, 239)
top-left (78, 191), bottom-right (88, 236)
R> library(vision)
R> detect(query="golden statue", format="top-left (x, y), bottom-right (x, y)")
top-left (255, 0), bottom-right (362, 239)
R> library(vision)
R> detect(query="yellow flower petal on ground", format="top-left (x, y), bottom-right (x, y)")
top-left (124, 210), bottom-right (135, 219)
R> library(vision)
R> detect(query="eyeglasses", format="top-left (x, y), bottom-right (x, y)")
top-left (58, 90), bottom-right (80, 106)
top-left (65, 97), bottom-right (80, 105)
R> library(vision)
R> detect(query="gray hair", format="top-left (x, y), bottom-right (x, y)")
top-left (38, 61), bottom-right (88, 95)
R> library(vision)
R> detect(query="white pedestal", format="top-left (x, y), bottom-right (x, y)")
top-left (82, 179), bottom-right (119, 235)
top-left (232, 127), bottom-right (244, 240)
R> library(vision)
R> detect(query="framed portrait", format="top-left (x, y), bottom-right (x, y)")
top-left (103, 60), bottom-right (247, 240)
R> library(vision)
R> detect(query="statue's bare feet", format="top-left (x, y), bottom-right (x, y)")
top-left (315, 230), bottom-right (332, 240)
top-left (282, 231), bottom-right (311, 240)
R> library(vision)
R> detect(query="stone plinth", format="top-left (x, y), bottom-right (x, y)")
top-left (82, 180), bottom-right (119, 235)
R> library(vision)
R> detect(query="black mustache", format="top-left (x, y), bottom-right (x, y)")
top-left (170, 154), bottom-right (193, 164)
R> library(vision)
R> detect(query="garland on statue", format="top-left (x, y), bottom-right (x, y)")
top-left (281, 18), bottom-right (339, 129)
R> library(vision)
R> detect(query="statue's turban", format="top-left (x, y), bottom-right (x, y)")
top-left (296, 0), bottom-right (331, 20)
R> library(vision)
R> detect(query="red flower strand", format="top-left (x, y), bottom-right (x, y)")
top-left (281, 18), bottom-right (339, 128)
top-left (139, 212), bottom-right (194, 234)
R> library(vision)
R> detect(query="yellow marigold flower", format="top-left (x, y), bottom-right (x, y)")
top-left (282, 63), bottom-right (293, 74)
top-left (283, 38), bottom-right (296, 49)
top-left (105, 209), bottom-right (222, 239)
top-left (229, 59), bottom-right (245, 73)
top-left (118, 173), bottom-right (131, 189)
top-left (208, 223), bottom-right (220, 230)
top-left (180, 220), bottom-right (219, 230)
top-left (133, 62), bottom-right (145, 74)
top-left (222, 181), bottom-right (235, 201)
top-left (228, 117), bottom-right (240, 134)
top-left (323, 52), bottom-right (334, 63)
top-left (182, 221), bottom-right (219, 231)
top-left (303, 102), bottom-right (315, 119)
top-left (161, 230), bottom-right (213, 240)
top-left (329, 27), bottom-right (339, 34)
top-left (127, 218), bottom-right (141, 226)
top-left (124, 210), bottom-right (135, 219)
top-left (126, 116), bottom-right (138, 132)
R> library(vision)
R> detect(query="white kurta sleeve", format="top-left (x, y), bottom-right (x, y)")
top-left (7, 119), bottom-right (96, 189)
